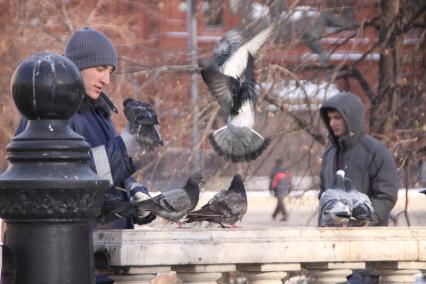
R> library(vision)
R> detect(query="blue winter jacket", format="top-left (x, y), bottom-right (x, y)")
top-left (16, 94), bottom-right (148, 229)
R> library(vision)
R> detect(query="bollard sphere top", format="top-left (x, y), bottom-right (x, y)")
top-left (11, 52), bottom-right (85, 120)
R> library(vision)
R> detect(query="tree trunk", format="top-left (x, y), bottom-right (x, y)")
top-left (372, 0), bottom-right (401, 135)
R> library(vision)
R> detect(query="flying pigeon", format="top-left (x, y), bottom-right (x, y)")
top-left (185, 174), bottom-right (247, 228)
top-left (199, 24), bottom-right (274, 162)
top-left (123, 98), bottom-right (163, 152)
top-left (344, 177), bottom-right (374, 226)
top-left (319, 170), bottom-right (353, 227)
top-left (136, 173), bottom-right (203, 226)
top-left (97, 199), bottom-right (156, 225)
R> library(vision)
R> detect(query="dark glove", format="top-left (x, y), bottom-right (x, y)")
top-left (133, 212), bottom-right (156, 225)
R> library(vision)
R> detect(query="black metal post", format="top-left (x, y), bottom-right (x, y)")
top-left (0, 52), bottom-right (109, 284)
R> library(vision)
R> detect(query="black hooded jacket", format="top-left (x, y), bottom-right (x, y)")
top-left (319, 92), bottom-right (398, 226)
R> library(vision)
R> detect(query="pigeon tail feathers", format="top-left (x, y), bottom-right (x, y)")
top-left (209, 126), bottom-right (270, 163)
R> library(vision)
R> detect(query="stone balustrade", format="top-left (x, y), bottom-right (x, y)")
top-left (93, 227), bottom-right (426, 284)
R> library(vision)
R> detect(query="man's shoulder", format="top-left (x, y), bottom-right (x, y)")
top-left (360, 135), bottom-right (392, 157)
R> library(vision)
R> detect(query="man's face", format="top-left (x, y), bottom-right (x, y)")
top-left (327, 110), bottom-right (347, 137)
top-left (80, 66), bottom-right (113, 100)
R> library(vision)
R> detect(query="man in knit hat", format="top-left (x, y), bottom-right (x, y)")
top-left (16, 27), bottom-right (155, 229)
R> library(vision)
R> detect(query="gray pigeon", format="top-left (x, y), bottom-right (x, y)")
top-left (185, 174), bottom-right (247, 228)
top-left (199, 24), bottom-right (274, 162)
top-left (123, 98), bottom-right (163, 151)
top-left (136, 173), bottom-right (203, 226)
top-left (319, 170), bottom-right (353, 227)
top-left (344, 177), bottom-right (374, 226)
top-left (97, 199), bottom-right (156, 225)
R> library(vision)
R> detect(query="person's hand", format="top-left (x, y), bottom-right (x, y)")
top-left (133, 191), bottom-right (150, 202)
top-left (133, 212), bottom-right (156, 225)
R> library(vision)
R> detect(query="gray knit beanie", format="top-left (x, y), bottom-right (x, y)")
top-left (65, 27), bottom-right (117, 71)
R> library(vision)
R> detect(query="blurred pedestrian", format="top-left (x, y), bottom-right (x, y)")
top-left (269, 158), bottom-right (292, 221)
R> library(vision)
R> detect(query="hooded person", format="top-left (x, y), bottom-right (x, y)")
top-left (15, 27), bottom-right (155, 229)
top-left (318, 92), bottom-right (398, 226)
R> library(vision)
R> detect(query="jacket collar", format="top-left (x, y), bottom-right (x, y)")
top-left (78, 93), bottom-right (118, 117)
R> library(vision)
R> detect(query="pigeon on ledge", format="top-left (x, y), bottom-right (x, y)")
top-left (136, 173), bottom-right (203, 227)
top-left (319, 170), bottom-right (353, 227)
top-left (123, 98), bottom-right (163, 152)
top-left (185, 174), bottom-right (247, 228)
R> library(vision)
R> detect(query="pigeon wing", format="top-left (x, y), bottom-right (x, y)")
top-left (200, 61), bottom-right (235, 108)
top-left (156, 189), bottom-right (191, 212)
top-left (220, 25), bottom-right (273, 79)
top-left (97, 199), bottom-right (139, 224)
top-left (219, 190), bottom-right (247, 221)
top-left (347, 190), bottom-right (374, 220)
top-left (138, 189), bottom-right (192, 221)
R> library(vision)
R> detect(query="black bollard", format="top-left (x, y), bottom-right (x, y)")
top-left (0, 52), bottom-right (109, 284)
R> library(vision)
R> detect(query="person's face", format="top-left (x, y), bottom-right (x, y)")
top-left (327, 110), bottom-right (347, 137)
top-left (80, 65), bottom-right (113, 100)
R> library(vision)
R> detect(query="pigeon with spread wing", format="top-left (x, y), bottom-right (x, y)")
top-left (185, 174), bottom-right (247, 228)
top-left (123, 98), bottom-right (163, 152)
top-left (199, 24), bottom-right (275, 162)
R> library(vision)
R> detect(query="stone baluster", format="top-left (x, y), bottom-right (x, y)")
top-left (368, 261), bottom-right (426, 284)
top-left (304, 262), bottom-right (365, 284)
top-left (174, 264), bottom-right (236, 284)
top-left (238, 263), bottom-right (301, 284)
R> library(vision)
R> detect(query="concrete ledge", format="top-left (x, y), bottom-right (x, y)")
top-left (93, 227), bottom-right (426, 267)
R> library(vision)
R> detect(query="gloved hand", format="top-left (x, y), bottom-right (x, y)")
top-left (132, 191), bottom-right (150, 203)
top-left (120, 124), bottom-right (141, 157)
top-left (133, 212), bottom-right (156, 225)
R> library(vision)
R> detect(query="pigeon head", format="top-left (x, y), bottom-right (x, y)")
top-left (331, 170), bottom-right (346, 190)
top-left (123, 98), bottom-right (134, 108)
top-left (229, 174), bottom-right (246, 193)
top-left (123, 98), bottom-right (159, 125)
top-left (186, 173), bottom-right (204, 187)
top-left (182, 173), bottom-right (203, 212)
top-left (213, 29), bottom-right (242, 66)
top-left (198, 58), bottom-right (212, 70)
